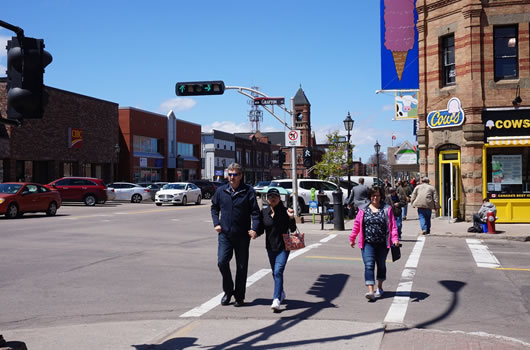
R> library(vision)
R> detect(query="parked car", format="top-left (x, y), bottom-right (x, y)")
top-left (268, 179), bottom-right (349, 213)
top-left (189, 180), bottom-right (217, 199)
top-left (254, 180), bottom-right (271, 192)
top-left (0, 182), bottom-right (62, 219)
top-left (46, 177), bottom-right (107, 206)
top-left (107, 182), bottom-right (151, 203)
top-left (155, 182), bottom-right (202, 206)
top-left (340, 176), bottom-right (382, 188)
top-left (137, 182), bottom-right (165, 201)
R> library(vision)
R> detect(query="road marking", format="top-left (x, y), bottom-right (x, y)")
top-left (320, 234), bottom-right (337, 243)
top-left (384, 236), bottom-right (425, 325)
top-left (466, 239), bottom-right (501, 268)
top-left (495, 267), bottom-right (530, 271)
top-left (180, 237), bottom-right (334, 318)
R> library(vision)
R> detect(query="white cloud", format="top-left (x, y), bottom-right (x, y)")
top-left (158, 97), bottom-right (196, 113)
top-left (203, 120), bottom-right (253, 133)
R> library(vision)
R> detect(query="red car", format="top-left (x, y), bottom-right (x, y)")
top-left (0, 182), bottom-right (62, 219)
top-left (46, 177), bottom-right (108, 206)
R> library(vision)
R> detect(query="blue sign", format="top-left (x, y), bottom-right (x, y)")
top-left (309, 200), bottom-right (318, 214)
top-left (380, 0), bottom-right (419, 90)
top-left (215, 170), bottom-right (224, 176)
top-left (427, 98), bottom-right (465, 129)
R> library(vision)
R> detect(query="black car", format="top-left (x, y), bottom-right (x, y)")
top-left (189, 180), bottom-right (217, 199)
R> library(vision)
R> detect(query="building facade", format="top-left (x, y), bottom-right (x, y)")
top-left (201, 130), bottom-right (235, 181)
top-left (417, 0), bottom-right (530, 222)
top-left (1, 79), bottom-right (119, 183)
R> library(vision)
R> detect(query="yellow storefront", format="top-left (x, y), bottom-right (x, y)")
top-left (482, 110), bottom-right (530, 223)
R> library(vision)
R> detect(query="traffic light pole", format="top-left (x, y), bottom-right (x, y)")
top-left (225, 85), bottom-right (299, 216)
top-left (0, 21), bottom-right (24, 127)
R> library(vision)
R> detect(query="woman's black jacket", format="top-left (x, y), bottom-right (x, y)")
top-left (257, 202), bottom-right (297, 251)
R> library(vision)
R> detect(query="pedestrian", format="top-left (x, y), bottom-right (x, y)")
top-left (211, 163), bottom-right (261, 307)
top-left (385, 187), bottom-right (407, 239)
top-left (383, 178), bottom-right (392, 195)
top-left (346, 177), bottom-right (370, 219)
top-left (398, 180), bottom-right (412, 220)
top-left (349, 186), bottom-right (400, 301)
top-left (410, 176), bottom-right (440, 235)
top-left (472, 198), bottom-right (497, 232)
top-left (254, 187), bottom-right (297, 312)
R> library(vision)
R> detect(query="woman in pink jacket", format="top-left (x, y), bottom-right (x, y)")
top-left (349, 186), bottom-right (399, 301)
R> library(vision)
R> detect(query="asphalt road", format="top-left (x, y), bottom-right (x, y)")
top-left (1, 201), bottom-right (529, 349)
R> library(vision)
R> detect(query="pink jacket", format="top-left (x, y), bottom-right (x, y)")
top-left (349, 205), bottom-right (399, 249)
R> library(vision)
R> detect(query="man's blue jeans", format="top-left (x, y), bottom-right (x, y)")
top-left (218, 233), bottom-right (250, 301)
top-left (417, 208), bottom-right (432, 233)
top-left (402, 203), bottom-right (408, 218)
top-left (361, 243), bottom-right (389, 285)
top-left (267, 249), bottom-right (290, 300)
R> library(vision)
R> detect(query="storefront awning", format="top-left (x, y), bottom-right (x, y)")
top-left (487, 136), bottom-right (530, 146)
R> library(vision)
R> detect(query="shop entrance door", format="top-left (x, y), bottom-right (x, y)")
top-left (439, 150), bottom-right (461, 218)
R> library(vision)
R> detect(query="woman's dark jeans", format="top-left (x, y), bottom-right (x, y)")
top-left (361, 242), bottom-right (389, 286)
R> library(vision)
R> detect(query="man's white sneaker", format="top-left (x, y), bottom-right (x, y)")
top-left (280, 291), bottom-right (286, 304)
top-left (271, 298), bottom-right (281, 311)
top-left (374, 288), bottom-right (384, 298)
top-left (365, 293), bottom-right (375, 301)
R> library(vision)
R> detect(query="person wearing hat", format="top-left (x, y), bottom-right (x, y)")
top-left (254, 187), bottom-right (296, 312)
top-left (410, 176), bottom-right (440, 235)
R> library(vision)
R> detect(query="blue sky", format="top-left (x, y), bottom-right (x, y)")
top-left (1, 0), bottom-right (414, 162)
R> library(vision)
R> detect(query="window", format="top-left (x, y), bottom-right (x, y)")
top-left (441, 35), bottom-right (455, 86)
top-left (133, 136), bottom-right (161, 153)
top-left (177, 143), bottom-right (194, 157)
top-left (494, 25), bottom-right (518, 81)
top-left (486, 147), bottom-right (529, 197)
top-left (236, 151), bottom-right (241, 163)
top-left (246, 151), bottom-right (251, 165)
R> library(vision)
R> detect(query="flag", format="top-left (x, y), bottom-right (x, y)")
top-left (392, 134), bottom-right (396, 140)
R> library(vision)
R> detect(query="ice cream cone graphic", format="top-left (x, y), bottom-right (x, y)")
top-left (384, 0), bottom-right (415, 81)
top-left (392, 51), bottom-right (408, 80)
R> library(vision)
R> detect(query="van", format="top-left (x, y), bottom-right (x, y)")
top-left (340, 176), bottom-right (382, 188)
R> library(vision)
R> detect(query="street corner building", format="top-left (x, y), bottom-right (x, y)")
top-left (416, 0), bottom-right (530, 223)
top-left (0, 77), bottom-right (119, 184)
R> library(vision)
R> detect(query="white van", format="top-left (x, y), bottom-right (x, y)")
top-left (340, 176), bottom-right (382, 188)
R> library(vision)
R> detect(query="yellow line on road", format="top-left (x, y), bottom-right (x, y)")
top-left (494, 267), bottom-right (530, 271)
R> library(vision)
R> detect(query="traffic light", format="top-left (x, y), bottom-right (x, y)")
top-left (175, 81), bottom-right (225, 96)
top-left (279, 150), bottom-right (286, 167)
top-left (6, 36), bottom-right (53, 120)
top-left (303, 147), bottom-right (313, 168)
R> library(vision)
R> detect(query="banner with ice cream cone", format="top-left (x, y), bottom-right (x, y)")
top-left (380, 0), bottom-right (419, 90)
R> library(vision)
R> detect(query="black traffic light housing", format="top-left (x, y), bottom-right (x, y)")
top-left (303, 147), bottom-right (313, 168)
top-left (175, 81), bottom-right (225, 96)
top-left (6, 36), bottom-right (52, 120)
top-left (279, 150), bottom-right (286, 167)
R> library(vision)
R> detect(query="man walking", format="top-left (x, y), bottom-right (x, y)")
top-left (211, 163), bottom-right (260, 307)
top-left (410, 177), bottom-right (440, 235)
top-left (346, 177), bottom-right (370, 218)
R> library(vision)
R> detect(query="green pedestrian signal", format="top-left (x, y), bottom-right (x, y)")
top-left (175, 81), bottom-right (225, 96)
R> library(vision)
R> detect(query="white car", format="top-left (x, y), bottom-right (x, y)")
top-left (107, 182), bottom-right (151, 203)
top-left (155, 182), bottom-right (202, 206)
top-left (268, 179), bottom-right (349, 213)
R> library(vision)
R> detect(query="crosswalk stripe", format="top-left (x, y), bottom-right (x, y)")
top-left (384, 236), bottom-right (426, 324)
top-left (466, 239), bottom-right (501, 268)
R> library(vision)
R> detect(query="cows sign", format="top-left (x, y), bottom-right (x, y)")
top-left (427, 98), bottom-right (465, 129)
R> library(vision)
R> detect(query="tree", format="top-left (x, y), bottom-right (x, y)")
top-left (314, 131), bottom-right (355, 183)
top-left (367, 152), bottom-right (392, 180)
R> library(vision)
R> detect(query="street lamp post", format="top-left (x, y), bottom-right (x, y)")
top-left (374, 140), bottom-right (381, 184)
top-left (343, 112), bottom-right (354, 199)
top-left (114, 143), bottom-right (120, 182)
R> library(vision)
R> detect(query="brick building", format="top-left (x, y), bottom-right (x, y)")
top-left (0, 78), bottom-right (118, 183)
top-left (417, 0), bottom-right (530, 222)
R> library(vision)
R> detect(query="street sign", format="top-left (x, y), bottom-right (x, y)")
top-left (285, 129), bottom-right (301, 146)
top-left (253, 97), bottom-right (285, 106)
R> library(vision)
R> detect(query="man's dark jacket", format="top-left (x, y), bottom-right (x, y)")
top-left (211, 183), bottom-right (260, 238)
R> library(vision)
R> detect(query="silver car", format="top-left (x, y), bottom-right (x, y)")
top-left (107, 182), bottom-right (151, 203)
